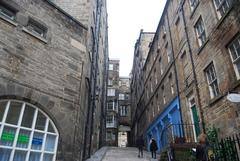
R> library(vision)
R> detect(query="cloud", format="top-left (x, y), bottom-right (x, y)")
top-left (107, 0), bottom-right (167, 77)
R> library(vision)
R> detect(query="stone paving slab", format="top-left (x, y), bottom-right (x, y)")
top-left (102, 147), bottom-right (159, 161)
top-left (85, 147), bottom-right (109, 161)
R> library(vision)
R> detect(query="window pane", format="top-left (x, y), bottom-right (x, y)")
top-left (43, 154), bottom-right (54, 161)
top-left (0, 5), bottom-right (16, 20)
top-left (236, 60), bottom-right (240, 74)
top-left (0, 126), bottom-right (16, 146)
top-left (35, 112), bottom-right (46, 131)
top-left (21, 105), bottom-right (35, 128)
top-left (0, 101), bottom-right (7, 122)
top-left (6, 102), bottom-right (22, 125)
top-left (45, 134), bottom-right (56, 152)
top-left (17, 129), bottom-right (31, 149)
top-left (31, 132), bottom-right (44, 150)
top-left (13, 150), bottom-right (27, 161)
top-left (0, 148), bottom-right (11, 161)
top-left (29, 152), bottom-right (41, 161)
top-left (48, 122), bottom-right (55, 133)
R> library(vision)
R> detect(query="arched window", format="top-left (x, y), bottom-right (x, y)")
top-left (0, 100), bottom-right (59, 161)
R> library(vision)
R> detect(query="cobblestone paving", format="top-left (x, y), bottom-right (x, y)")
top-left (102, 147), bottom-right (158, 161)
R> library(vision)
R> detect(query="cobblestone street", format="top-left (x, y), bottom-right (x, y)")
top-left (102, 147), bottom-right (158, 161)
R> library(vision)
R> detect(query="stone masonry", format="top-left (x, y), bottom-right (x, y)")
top-left (0, 0), bottom-right (90, 161)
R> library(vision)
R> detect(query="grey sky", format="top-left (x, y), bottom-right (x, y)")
top-left (107, 0), bottom-right (167, 77)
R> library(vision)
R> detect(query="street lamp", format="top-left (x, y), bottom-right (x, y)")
top-left (227, 93), bottom-right (240, 103)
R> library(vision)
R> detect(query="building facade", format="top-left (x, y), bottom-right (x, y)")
top-left (118, 77), bottom-right (131, 147)
top-left (106, 59), bottom-right (120, 146)
top-left (130, 31), bottom-right (155, 145)
top-left (0, 0), bottom-right (108, 161)
top-left (131, 0), bottom-right (240, 154)
top-left (49, 0), bottom-right (109, 159)
top-left (0, 0), bottom-right (89, 161)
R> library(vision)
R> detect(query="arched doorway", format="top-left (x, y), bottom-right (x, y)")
top-left (0, 100), bottom-right (59, 161)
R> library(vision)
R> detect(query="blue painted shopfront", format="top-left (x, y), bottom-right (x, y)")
top-left (146, 97), bottom-right (182, 152)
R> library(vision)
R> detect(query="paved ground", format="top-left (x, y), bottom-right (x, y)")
top-left (102, 147), bottom-right (158, 161)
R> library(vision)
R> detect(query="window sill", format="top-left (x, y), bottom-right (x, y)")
top-left (208, 94), bottom-right (224, 106)
top-left (189, 2), bottom-right (200, 19)
top-left (215, 6), bottom-right (234, 30)
top-left (197, 38), bottom-right (209, 55)
top-left (0, 14), bottom-right (18, 27)
top-left (22, 27), bottom-right (48, 44)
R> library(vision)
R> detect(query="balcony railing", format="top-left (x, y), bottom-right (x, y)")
top-left (161, 123), bottom-right (200, 150)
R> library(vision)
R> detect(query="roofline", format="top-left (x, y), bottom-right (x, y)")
top-left (44, 0), bottom-right (88, 31)
top-left (143, 0), bottom-right (169, 70)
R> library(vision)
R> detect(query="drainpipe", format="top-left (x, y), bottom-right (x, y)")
top-left (166, 6), bottom-right (184, 127)
top-left (88, 0), bottom-right (103, 156)
top-left (99, 22), bottom-right (109, 148)
top-left (180, 0), bottom-right (205, 133)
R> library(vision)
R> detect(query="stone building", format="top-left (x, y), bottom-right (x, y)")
top-left (0, 0), bottom-right (108, 161)
top-left (176, 0), bottom-right (240, 138)
top-left (0, 0), bottom-right (88, 161)
top-left (106, 59), bottom-right (120, 146)
top-left (131, 0), bottom-right (240, 154)
top-left (118, 77), bottom-right (131, 147)
top-left (49, 0), bottom-right (109, 159)
top-left (130, 31), bottom-right (155, 145)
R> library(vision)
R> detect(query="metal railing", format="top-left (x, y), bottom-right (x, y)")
top-left (161, 123), bottom-right (199, 149)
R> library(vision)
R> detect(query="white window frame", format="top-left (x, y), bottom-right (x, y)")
top-left (166, 43), bottom-right (171, 63)
top-left (106, 115), bottom-right (116, 128)
top-left (108, 79), bottom-right (113, 86)
top-left (213, 0), bottom-right (232, 19)
top-left (228, 35), bottom-right (240, 80)
top-left (107, 101), bottom-right (115, 111)
top-left (0, 100), bottom-right (59, 161)
top-left (0, 4), bottom-right (16, 21)
top-left (109, 64), bottom-right (114, 70)
top-left (189, 0), bottom-right (199, 11)
top-left (119, 94), bottom-right (125, 100)
top-left (205, 63), bottom-right (220, 98)
top-left (119, 106), bottom-right (127, 117)
top-left (194, 17), bottom-right (207, 47)
top-left (159, 57), bottom-right (163, 75)
top-left (171, 84), bottom-right (175, 95)
top-left (107, 88), bottom-right (115, 96)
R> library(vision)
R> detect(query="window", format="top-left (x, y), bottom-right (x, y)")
top-left (213, 0), bottom-right (233, 19)
top-left (171, 84), bottom-right (175, 95)
top-left (189, 0), bottom-right (199, 11)
top-left (108, 79), bottom-right (113, 86)
top-left (0, 3), bottom-right (17, 21)
top-left (106, 116), bottom-right (114, 124)
top-left (107, 88), bottom-right (115, 96)
top-left (228, 35), bottom-right (240, 79)
top-left (106, 115), bottom-right (116, 128)
top-left (205, 63), bottom-right (220, 98)
top-left (107, 101), bottom-right (114, 111)
top-left (27, 19), bottom-right (47, 38)
top-left (0, 100), bottom-right (58, 161)
top-left (166, 43), bottom-right (171, 63)
top-left (159, 57), bottom-right (163, 75)
top-left (119, 94), bottom-right (125, 100)
top-left (194, 17), bottom-right (206, 47)
top-left (162, 85), bottom-right (166, 104)
top-left (109, 64), bottom-right (114, 70)
top-left (119, 106), bottom-right (127, 116)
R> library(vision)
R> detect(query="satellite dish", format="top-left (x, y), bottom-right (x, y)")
top-left (227, 93), bottom-right (240, 103)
